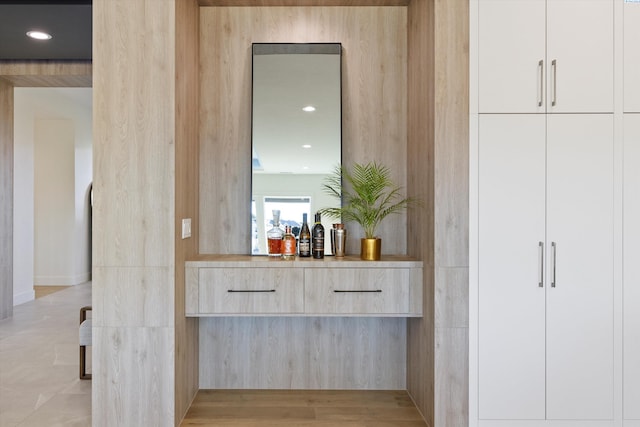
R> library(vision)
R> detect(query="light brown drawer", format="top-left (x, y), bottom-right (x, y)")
top-left (198, 268), bottom-right (304, 314)
top-left (304, 268), bottom-right (410, 315)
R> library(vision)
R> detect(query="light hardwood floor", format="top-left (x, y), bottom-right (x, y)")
top-left (34, 285), bottom-right (70, 299)
top-left (0, 283), bottom-right (92, 427)
top-left (180, 389), bottom-right (427, 426)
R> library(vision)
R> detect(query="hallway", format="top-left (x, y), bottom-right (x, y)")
top-left (0, 283), bottom-right (92, 426)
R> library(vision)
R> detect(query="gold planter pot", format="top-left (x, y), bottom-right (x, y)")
top-left (360, 238), bottom-right (382, 261)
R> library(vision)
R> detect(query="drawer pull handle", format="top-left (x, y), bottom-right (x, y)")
top-left (227, 289), bottom-right (276, 293)
top-left (334, 290), bottom-right (382, 293)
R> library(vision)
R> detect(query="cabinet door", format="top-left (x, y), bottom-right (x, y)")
top-left (478, 0), bottom-right (546, 113)
top-left (624, 114), bottom-right (640, 420)
top-left (546, 114), bottom-right (614, 420)
top-left (478, 115), bottom-right (547, 419)
top-left (624, 2), bottom-right (640, 112)
top-left (546, 0), bottom-right (614, 113)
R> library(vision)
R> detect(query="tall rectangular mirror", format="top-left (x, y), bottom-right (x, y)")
top-left (251, 43), bottom-right (342, 255)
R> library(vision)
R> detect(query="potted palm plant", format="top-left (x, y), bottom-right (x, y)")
top-left (319, 162), bottom-right (418, 260)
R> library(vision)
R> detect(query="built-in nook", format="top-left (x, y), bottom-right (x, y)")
top-left (197, 5), bottom-right (411, 392)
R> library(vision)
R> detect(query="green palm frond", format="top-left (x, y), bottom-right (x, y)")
top-left (319, 162), bottom-right (420, 239)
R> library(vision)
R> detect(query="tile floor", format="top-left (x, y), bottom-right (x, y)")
top-left (0, 283), bottom-right (92, 427)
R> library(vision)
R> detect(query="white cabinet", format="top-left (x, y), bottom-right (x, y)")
top-left (545, 115), bottom-right (614, 420)
top-left (478, 0), bottom-right (545, 113)
top-left (624, 114), bottom-right (640, 421)
top-left (625, 2), bottom-right (640, 112)
top-left (478, 114), bottom-right (614, 421)
top-left (478, 0), bottom-right (613, 113)
top-left (478, 114), bottom-right (546, 419)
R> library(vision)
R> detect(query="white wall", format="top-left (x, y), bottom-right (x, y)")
top-left (12, 93), bottom-right (35, 305)
top-left (13, 88), bottom-right (92, 305)
top-left (34, 119), bottom-right (75, 284)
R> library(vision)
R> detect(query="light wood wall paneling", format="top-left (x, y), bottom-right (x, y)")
top-left (434, 0), bottom-right (469, 269)
top-left (92, 267), bottom-right (174, 327)
top-left (432, 0), bottom-right (469, 425)
top-left (406, 0), bottom-right (435, 424)
top-left (433, 268), bottom-right (468, 425)
top-left (93, 326), bottom-right (176, 426)
top-left (198, 7), bottom-right (408, 256)
top-left (175, 0), bottom-right (201, 423)
top-left (407, 0), bottom-right (470, 426)
top-left (0, 79), bottom-right (13, 320)
top-left (435, 326), bottom-right (468, 426)
top-left (198, 7), bottom-right (251, 255)
top-left (93, 0), bottom-right (178, 425)
top-left (199, 0), bottom-right (409, 5)
top-left (0, 61), bottom-right (91, 87)
top-left (340, 7), bottom-right (408, 256)
top-left (434, 267), bottom-right (468, 329)
top-left (199, 317), bottom-right (407, 389)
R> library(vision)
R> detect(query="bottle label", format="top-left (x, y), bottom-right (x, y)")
top-left (299, 238), bottom-right (310, 255)
top-left (283, 238), bottom-right (296, 256)
top-left (312, 237), bottom-right (324, 252)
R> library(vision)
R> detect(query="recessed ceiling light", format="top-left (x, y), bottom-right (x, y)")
top-left (303, 166), bottom-right (309, 170)
top-left (27, 31), bottom-right (52, 40)
top-left (302, 105), bottom-right (316, 112)
top-left (302, 144), bottom-right (312, 149)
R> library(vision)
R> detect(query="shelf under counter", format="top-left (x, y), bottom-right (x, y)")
top-left (185, 254), bottom-right (423, 317)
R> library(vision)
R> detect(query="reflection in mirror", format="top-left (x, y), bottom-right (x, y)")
top-left (252, 43), bottom-right (342, 255)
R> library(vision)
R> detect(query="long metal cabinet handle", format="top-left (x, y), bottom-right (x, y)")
top-left (227, 289), bottom-right (276, 293)
top-left (538, 242), bottom-right (544, 287)
top-left (538, 60), bottom-right (544, 107)
top-left (551, 242), bottom-right (557, 288)
top-left (334, 290), bottom-right (382, 293)
top-left (551, 59), bottom-right (557, 107)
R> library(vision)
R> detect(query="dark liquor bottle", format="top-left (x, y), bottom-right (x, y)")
top-left (312, 212), bottom-right (325, 259)
top-left (298, 213), bottom-right (311, 257)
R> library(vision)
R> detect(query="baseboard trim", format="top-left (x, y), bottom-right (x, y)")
top-left (14, 289), bottom-right (35, 306)
top-left (34, 272), bottom-right (91, 286)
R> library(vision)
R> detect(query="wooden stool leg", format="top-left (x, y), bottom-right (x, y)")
top-left (80, 345), bottom-right (91, 380)
top-left (79, 306), bottom-right (92, 380)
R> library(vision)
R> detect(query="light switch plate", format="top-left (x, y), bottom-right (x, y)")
top-left (181, 218), bottom-right (192, 239)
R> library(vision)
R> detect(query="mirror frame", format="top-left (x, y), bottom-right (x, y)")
top-left (250, 42), bottom-right (343, 255)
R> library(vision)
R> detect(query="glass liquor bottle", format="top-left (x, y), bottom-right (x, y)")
top-left (312, 212), bottom-right (325, 259)
top-left (282, 225), bottom-right (296, 260)
top-left (267, 209), bottom-right (284, 256)
top-left (298, 213), bottom-right (311, 257)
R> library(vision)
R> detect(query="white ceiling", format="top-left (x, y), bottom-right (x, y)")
top-left (252, 53), bottom-right (341, 175)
